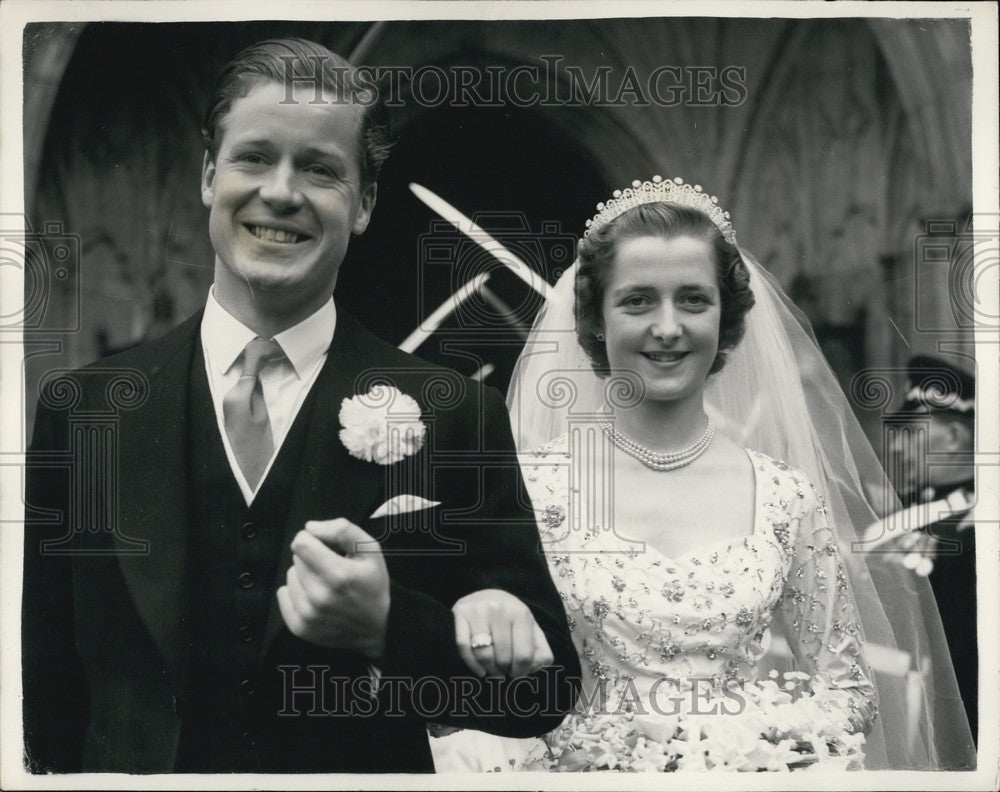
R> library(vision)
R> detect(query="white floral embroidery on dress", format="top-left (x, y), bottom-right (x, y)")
top-left (511, 435), bottom-right (878, 772)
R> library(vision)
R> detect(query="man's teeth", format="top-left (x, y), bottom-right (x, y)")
top-left (250, 225), bottom-right (304, 243)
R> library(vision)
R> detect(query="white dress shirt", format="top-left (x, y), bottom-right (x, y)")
top-left (200, 289), bottom-right (335, 505)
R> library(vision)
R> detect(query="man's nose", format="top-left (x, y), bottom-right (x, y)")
top-left (259, 161), bottom-right (303, 210)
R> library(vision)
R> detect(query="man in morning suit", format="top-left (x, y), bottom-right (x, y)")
top-left (22, 38), bottom-right (579, 773)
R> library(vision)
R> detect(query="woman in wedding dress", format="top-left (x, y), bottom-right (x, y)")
top-left (434, 177), bottom-right (975, 772)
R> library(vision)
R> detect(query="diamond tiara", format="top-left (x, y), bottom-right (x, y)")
top-left (583, 175), bottom-right (736, 245)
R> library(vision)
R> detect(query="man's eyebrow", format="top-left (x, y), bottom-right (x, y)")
top-left (224, 136), bottom-right (273, 152)
top-left (225, 138), bottom-right (350, 163)
top-left (300, 145), bottom-right (348, 161)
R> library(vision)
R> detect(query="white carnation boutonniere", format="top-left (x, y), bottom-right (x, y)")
top-left (339, 385), bottom-right (427, 465)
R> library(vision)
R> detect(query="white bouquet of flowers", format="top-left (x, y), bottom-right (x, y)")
top-left (534, 673), bottom-right (866, 772)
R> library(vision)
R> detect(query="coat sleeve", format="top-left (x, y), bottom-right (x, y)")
top-left (22, 396), bottom-right (90, 772)
top-left (375, 385), bottom-right (580, 737)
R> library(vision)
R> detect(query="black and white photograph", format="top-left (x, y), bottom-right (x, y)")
top-left (1, 1), bottom-right (997, 788)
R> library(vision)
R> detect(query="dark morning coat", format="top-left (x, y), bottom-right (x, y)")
top-left (22, 307), bottom-right (579, 773)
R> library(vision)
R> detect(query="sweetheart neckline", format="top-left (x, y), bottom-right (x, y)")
top-left (581, 448), bottom-right (766, 565)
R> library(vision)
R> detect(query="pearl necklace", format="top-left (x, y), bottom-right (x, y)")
top-left (599, 416), bottom-right (716, 471)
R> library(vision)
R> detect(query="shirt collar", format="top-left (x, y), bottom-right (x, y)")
top-left (274, 298), bottom-right (336, 377)
top-left (202, 289), bottom-right (336, 378)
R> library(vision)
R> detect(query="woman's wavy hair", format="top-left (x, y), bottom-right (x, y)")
top-left (575, 202), bottom-right (755, 377)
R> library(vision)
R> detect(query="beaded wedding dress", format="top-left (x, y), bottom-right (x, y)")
top-left (520, 438), bottom-right (877, 737)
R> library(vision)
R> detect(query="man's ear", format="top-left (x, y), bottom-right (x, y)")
top-left (351, 182), bottom-right (377, 236)
top-left (201, 151), bottom-right (217, 208)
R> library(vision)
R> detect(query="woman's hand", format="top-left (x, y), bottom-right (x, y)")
top-left (453, 589), bottom-right (554, 678)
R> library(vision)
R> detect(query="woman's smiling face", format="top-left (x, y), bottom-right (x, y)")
top-left (601, 234), bottom-right (721, 406)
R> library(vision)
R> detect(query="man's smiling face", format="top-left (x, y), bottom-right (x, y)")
top-left (201, 79), bottom-right (376, 314)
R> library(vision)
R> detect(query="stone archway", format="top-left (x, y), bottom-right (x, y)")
top-left (338, 49), bottom-right (612, 390)
top-left (22, 16), bottom-right (973, 386)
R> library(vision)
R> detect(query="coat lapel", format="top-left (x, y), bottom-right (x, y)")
top-left (261, 310), bottom-right (390, 656)
top-left (109, 309), bottom-right (406, 676)
top-left (113, 311), bottom-right (202, 692)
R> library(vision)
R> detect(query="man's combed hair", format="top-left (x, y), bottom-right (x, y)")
top-left (575, 202), bottom-right (755, 377)
top-left (201, 37), bottom-right (393, 186)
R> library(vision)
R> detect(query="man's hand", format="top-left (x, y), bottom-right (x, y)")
top-left (276, 518), bottom-right (390, 660)
top-left (453, 589), bottom-right (554, 679)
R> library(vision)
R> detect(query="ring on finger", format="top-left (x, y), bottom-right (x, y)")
top-left (470, 632), bottom-right (494, 650)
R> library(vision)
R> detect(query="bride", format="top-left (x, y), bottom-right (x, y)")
top-left (435, 176), bottom-right (975, 771)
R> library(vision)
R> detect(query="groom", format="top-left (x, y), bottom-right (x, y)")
top-left (22, 38), bottom-right (579, 773)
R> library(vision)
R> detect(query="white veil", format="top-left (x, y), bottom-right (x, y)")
top-left (507, 246), bottom-right (976, 770)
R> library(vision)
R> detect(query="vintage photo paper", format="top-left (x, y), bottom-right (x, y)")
top-left (1, 1), bottom-right (997, 790)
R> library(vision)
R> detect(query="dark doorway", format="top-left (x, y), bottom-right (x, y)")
top-left (337, 103), bottom-right (605, 393)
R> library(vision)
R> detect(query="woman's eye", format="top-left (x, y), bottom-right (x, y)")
top-left (680, 293), bottom-right (710, 307)
top-left (622, 295), bottom-right (651, 309)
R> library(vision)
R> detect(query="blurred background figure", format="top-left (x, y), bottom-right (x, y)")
top-left (888, 356), bottom-right (975, 505)
top-left (884, 354), bottom-right (976, 743)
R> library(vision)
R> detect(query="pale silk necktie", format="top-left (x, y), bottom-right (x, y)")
top-left (223, 337), bottom-right (285, 490)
